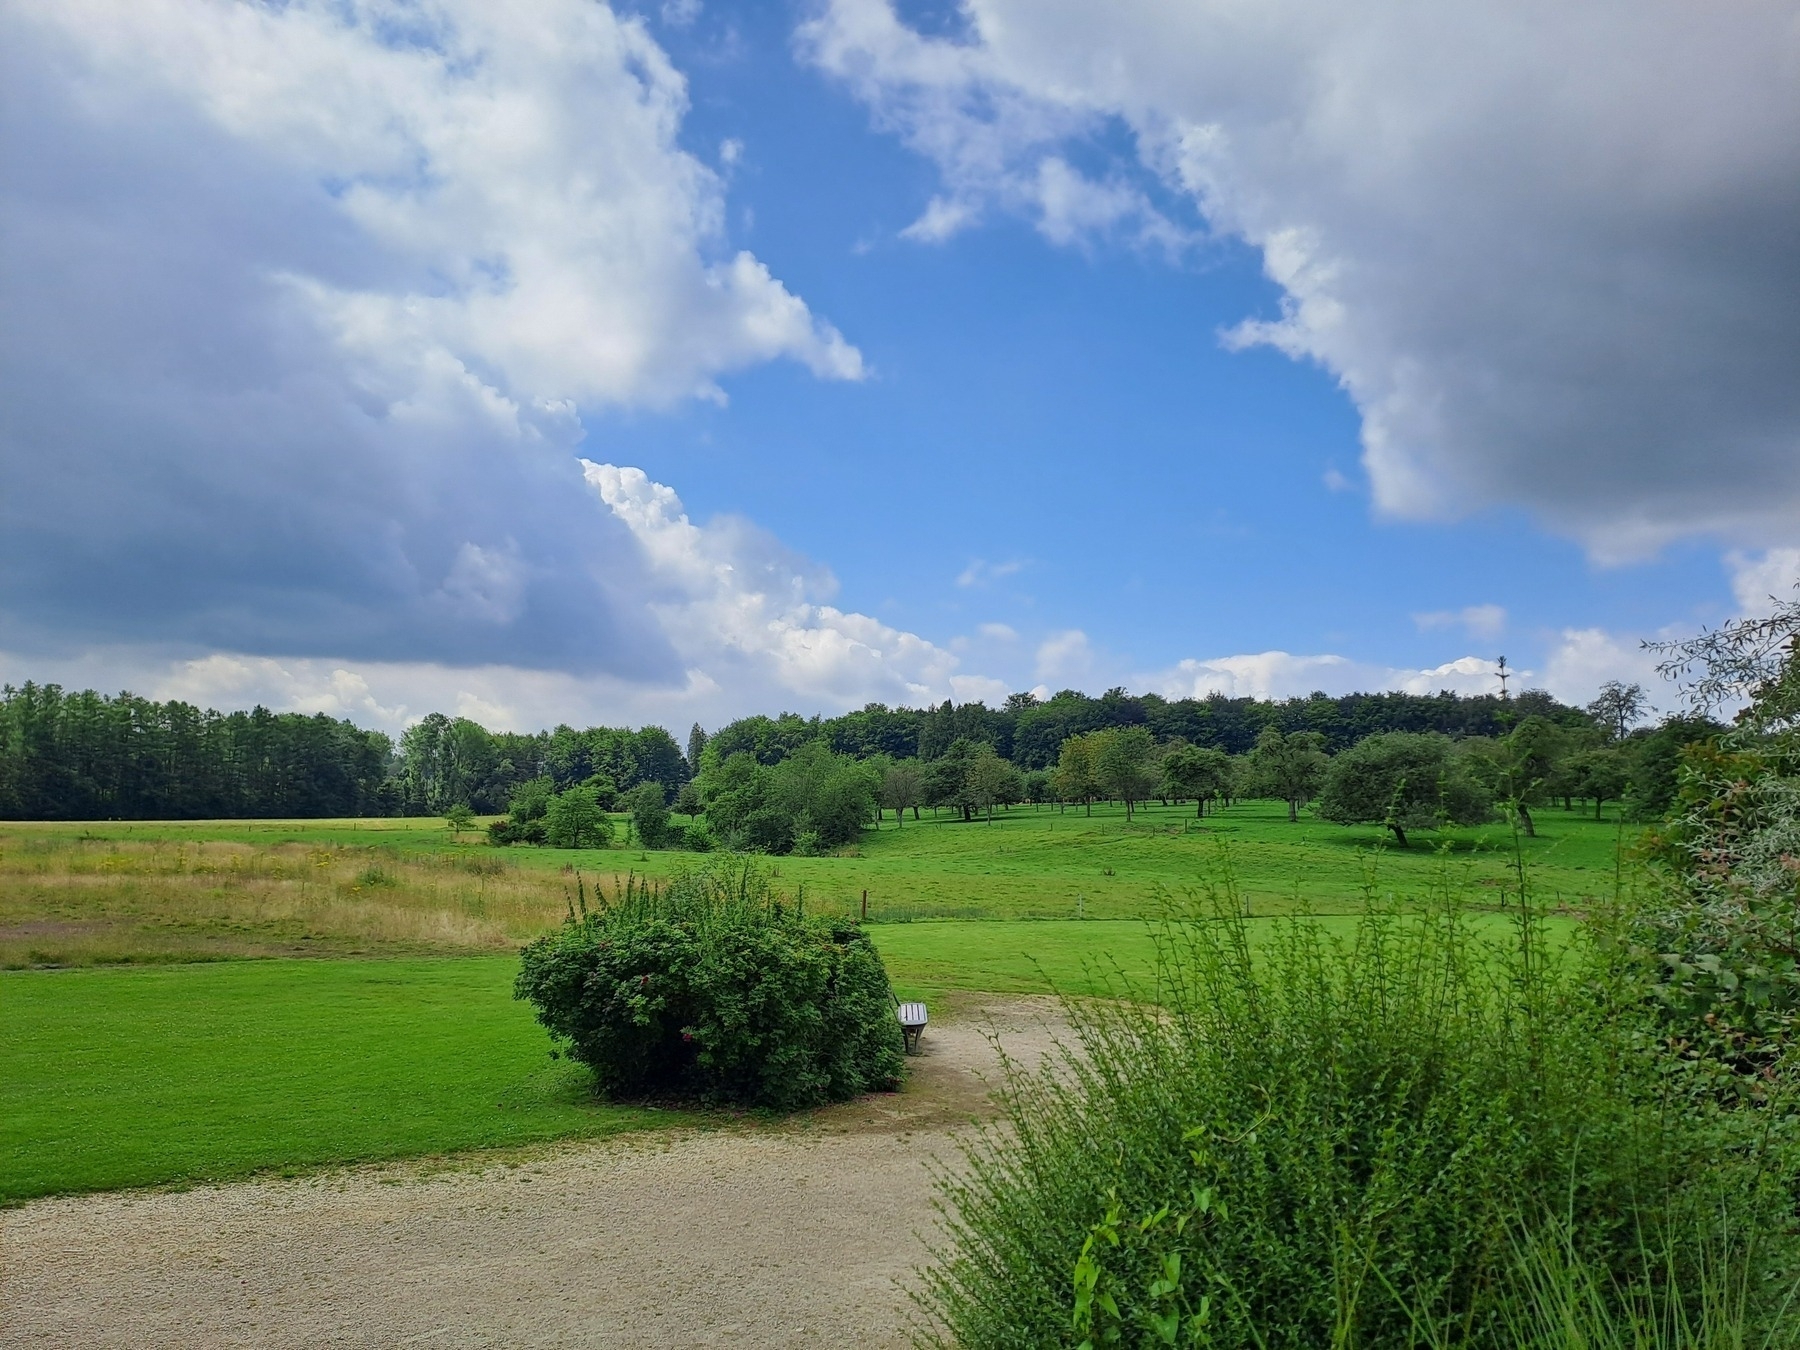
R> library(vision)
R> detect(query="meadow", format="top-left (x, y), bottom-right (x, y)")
top-left (0, 798), bottom-right (1635, 968)
top-left (0, 801), bottom-right (1621, 1202)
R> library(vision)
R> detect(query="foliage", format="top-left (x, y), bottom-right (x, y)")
top-left (625, 781), bottom-right (674, 849)
top-left (1242, 728), bottom-right (1326, 822)
top-left (0, 682), bottom-right (394, 820)
top-left (1586, 680), bottom-right (1650, 741)
top-left (925, 738), bottom-right (988, 821)
top-left (444, 803), bottom-right (475, 834)
top-left (1316, 731), bottom-right (1493, 845)
top-left (1090, 727), bottom-right (1161, 821)
top-left (1053, 734), bottom-right (1102, 815)
top-left (513, 861), bottom-right (905, 1110)
top-left (543, 785), bottom-right (612, 849)
top-left (967, 743), bottom-right (1020, 822)
top-left (881, 756), bottom-right (925, 825)
top-left (923, 893), bottom-right (1800, 1349)
top-left (698, 742), bottom-right (879, 853)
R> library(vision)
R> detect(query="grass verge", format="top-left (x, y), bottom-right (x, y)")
top-left (0, 956), bottom-right (670, 1203)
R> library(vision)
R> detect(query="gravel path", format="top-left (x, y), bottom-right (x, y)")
top-left (1, 999), bottom-right (1066, 1348)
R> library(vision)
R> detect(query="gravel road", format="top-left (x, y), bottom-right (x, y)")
top-left (0, 999), bottom-right (1066, 1348)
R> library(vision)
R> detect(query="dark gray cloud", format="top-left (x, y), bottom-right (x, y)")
top-left (0, 0), bottom-right (857, 674)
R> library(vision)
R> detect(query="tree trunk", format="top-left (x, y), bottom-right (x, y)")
top-left (1389, 823), bottom-right (1408, 847)
top-left (961, 804), bottom-right (971, 822)
top-left (913, 805), bottom-right (920, 820)
top-left (1517, 802), bottom-right (1535, 837)
top-left (1196, 797), bottom-right (1203, 819)
top-left (1287, 797), bottom-right (1298, 823)
top-left (1595, 797), bottom-right (1603, 820)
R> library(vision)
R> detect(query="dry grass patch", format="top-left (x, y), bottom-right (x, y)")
top-left (0, 834), bottom-right (581, 967)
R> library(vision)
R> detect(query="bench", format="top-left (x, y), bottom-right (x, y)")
top-left (896, 1001), bottom-right (928, 1055)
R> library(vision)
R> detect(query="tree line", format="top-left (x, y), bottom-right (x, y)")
top-left (0, 678), bottom-right (1710, 837)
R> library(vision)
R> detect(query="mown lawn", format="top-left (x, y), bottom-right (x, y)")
top-left (2, 912), bottom-right (1570, 1201)
top-left (0, 957), bottom-right (668, 1203)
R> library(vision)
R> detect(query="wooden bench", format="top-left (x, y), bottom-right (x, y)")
top-left (896, 1001), bottom-right (928, 1055)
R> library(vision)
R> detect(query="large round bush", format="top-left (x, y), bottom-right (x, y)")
top-left (514, 859), bottom-right (904, 1110)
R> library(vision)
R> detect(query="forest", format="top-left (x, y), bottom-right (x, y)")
top-left (0, 678), bottom-right (1709, 832)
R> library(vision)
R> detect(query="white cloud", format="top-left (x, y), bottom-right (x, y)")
top-left (955, 557), bottom-right (1027, 587)
top-left (803, 0), bottom-right (1800, 558)
top-left (1144, 651), bottom-right (1507, 703)
top-left (1413, 604), bottom-right (1507, 642)
top-left (583, 462), bottom-right (970, 713)
top-left (1035, 629), bottom-right (1096, 685)
top-left (1322, 467), bottom-right (1352, 494)
top-left (1725, 548), bottom-right (1800, 618)
top-left (978, 622), bottom-right (1019, 641)
top-left (0, 0), bottom-right (858, 672)
top-left (1539, 629), bottom-right (1664, 711)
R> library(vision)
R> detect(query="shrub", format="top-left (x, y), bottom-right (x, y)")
top-left (923, 886), bottom-right (1800, 1348)
top-left (513, 860), bottom-right (905, 1110)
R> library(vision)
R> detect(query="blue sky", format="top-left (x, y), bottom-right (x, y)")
top-left (3, 0), bottom-right (1797, 732)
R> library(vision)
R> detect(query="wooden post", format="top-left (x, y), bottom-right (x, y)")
top-left (861, 889), bottom-right (868, 921)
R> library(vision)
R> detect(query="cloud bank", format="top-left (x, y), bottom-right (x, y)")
top-left (802, 0), bottom-right (1800, 559)
top-left (0, 0), bottom-right (859, 674)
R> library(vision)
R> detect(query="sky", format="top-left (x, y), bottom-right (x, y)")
top-left (2, 0), bottom-right (1798, 735)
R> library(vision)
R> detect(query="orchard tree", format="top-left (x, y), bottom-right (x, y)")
top-left (966, 744), bottom-right (1012, 823)
top-left (1053, 734), bottom-right (1101, 816)
top-left (1162, 744), bottom-right (1232, 818)
top-left (926, 738), bottom-right (984, 821)
top-left (1093, 726), bottom-right (1159, 821)
top-left (1316, 732), bottom-right (1492, 847)
top-left (1246, 727), bottom-right (1329, 822)
top-left (1568, 745), bottom-right (1630, 819)
top-left (1586, 681), bottom-right (1649, 741)
top-left (881, 758), bottom-right (924, 825)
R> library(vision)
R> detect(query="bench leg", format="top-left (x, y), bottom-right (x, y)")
top-left (903, 1026), bottom-right (922, 1055)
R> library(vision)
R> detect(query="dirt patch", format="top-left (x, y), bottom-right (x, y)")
top-left (0, 998), bottom-right (1069, 1348)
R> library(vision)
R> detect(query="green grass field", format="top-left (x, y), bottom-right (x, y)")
top-left (0, 957), bottom-right (673, 1203)
top-left (13, 797), bottom-right (1640, 926)
top-left (1, 910), bottom-right (1576, 1202)
top-left (0, 801), bottom-right (1622, 1201)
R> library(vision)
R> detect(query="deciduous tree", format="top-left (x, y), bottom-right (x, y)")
top-left (1245, 728), bottom-right (1328, 822)
top-left (1316, 732), bottom-right (1492, 847)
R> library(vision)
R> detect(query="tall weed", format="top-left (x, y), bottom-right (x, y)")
top-left (922, 874), bottom-right (1799, 1348)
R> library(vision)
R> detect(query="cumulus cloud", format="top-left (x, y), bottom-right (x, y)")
top-left (1035, 629), bottom-right (1096, 685)
top-left (1413, 604), bottom-right (1507, 642)
top-left (1726, 548), bottom-right (1800, 618)
top-left (802, 0), bottom-right (1800, 558)
top-left (1144, 652), bottom-right (1507, 703)
top-left (0, 0), bottom-right (859, 674)
top-left (583, 462), bottom-right (968, 712)
top-left (1539, 629), bottom-right (1665, 711)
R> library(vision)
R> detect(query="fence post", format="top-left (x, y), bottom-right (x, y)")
top-left (861, 889), bottom-right (868, 921)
